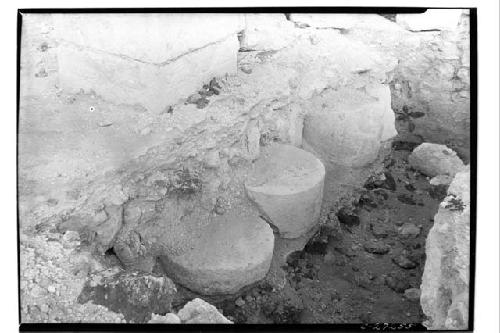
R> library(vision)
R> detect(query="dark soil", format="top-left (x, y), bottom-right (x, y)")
top-left (213, 148), bottom-right (443, 324)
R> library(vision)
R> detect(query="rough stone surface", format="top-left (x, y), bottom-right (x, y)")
top-left (148, 313), bottom-right (181, 324)
top-left (363, 240), bottom-right (391, 255)
top-left (404, 288), bottom-right (421, 301)
top-left (245, 144), bottom-right (325, 238)
top-left (20, 231), bottom-right (127, 323)
top-left (429, 174), bottom-right (454, 186)
top-left (18, 13), bottom-right (471, 324)
top-left (409, 143), bottom-right (465, 177)
top-left (159, 209), bottom-right (274, 295)
top-left (390, 10), bottom-right (470, 160)
top-left (303, 84), bottom-right (397, 168)
top-left (287, 12), bottom-right (469, 163)
top-left (420, 168), bottom-right (470, 330)
top-left (398, 223), bottom-right (421, 238)
top-left (78, 270), bottom-right (177, 323)
top-left (177, 298), bottom-right (232, 324)
top-left (56, 35), bottom-right (239, 113)
top-left (242, 14), bottom-right (297, 51)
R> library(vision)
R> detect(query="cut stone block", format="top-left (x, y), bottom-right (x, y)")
top-left (409, 143), bottom-right (465, 177)
top-left (21, 13), bottom-right (245, 110)
top-left (56, 35), bottom-right (239, 113)
top-left (245, 144), bottom-right (326, 238)
top-left (159, 210), bottom-right (274, 295)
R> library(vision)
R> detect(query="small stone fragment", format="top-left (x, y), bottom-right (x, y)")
top-left (204, 150), bottom-right (220, 169)
top-left (196, 97), bottom-right (210, 109)
top-left (404, 288), bottom-right (421, 301)
top-left (354, 272), bottom-right (372, 289)
top-left (235, 297), bottom-right (245, 307)
top-left (334, 246), bottom-right (357, 258)
top-left (240, 64), bottom-right (253, 74)
top-left (62, 230), bottom-right (80, 243)
top-left (177, 298), bottom-right (232, 324)
top-left (364, 172), bottom-right (396, 191)
top-left (397, 194), bottom-right (416, 205)
top-left (40, 304), bottom-right (49, 313)
top-left (385, 271), bottom-right (411, 293)
top-left (398, 223), bottom-right (421, 238)
top-left (336, 207), bottom-right (360, 227)
top-left (148, 313), bottom-right (181, 324)
top-left (409, 143), bottom-right (465, 177)
top-left (404, 183), bottom-right (416, 192)
top-left (430, 174), bottom-right (454, 186)
top-left (363, 240), bottom-right (390, 255)
top-left (357, 193), bottom-right (378, 209)
top-left (370, 222), bottom-right (390, 238)
top-left (392, 254), bottom-right (418, 269)
top-left (323, 252), bottom-right (336, 264)
top-left (186, 93), bottom-right (202, 104)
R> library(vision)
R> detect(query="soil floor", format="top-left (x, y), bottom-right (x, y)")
top-left (205, 147), bottom-right (445, 324)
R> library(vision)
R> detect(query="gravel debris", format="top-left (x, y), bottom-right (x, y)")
top-left (20, 230), bottom-right (126, 323)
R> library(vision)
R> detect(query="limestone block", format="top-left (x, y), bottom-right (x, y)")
top-left (396, 9), bottom-right (465, 31)
top-left (420, 168), bottom-right (470, 330)
top-left (177, 298), bottom-right (232, 324)
top-left (245, 144), bottom-right (325, 238)
top-left (56, 35), bottom-right (239, 112)
top-left (159, 210), bottom-right (274, 295)
top-left (409, 143), bottom-right (465, 177)
top-left (303, 84), bottom-right (397, 168)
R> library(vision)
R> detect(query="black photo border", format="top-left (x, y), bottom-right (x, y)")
top-left (16, 6), bottom-right (477, 332)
